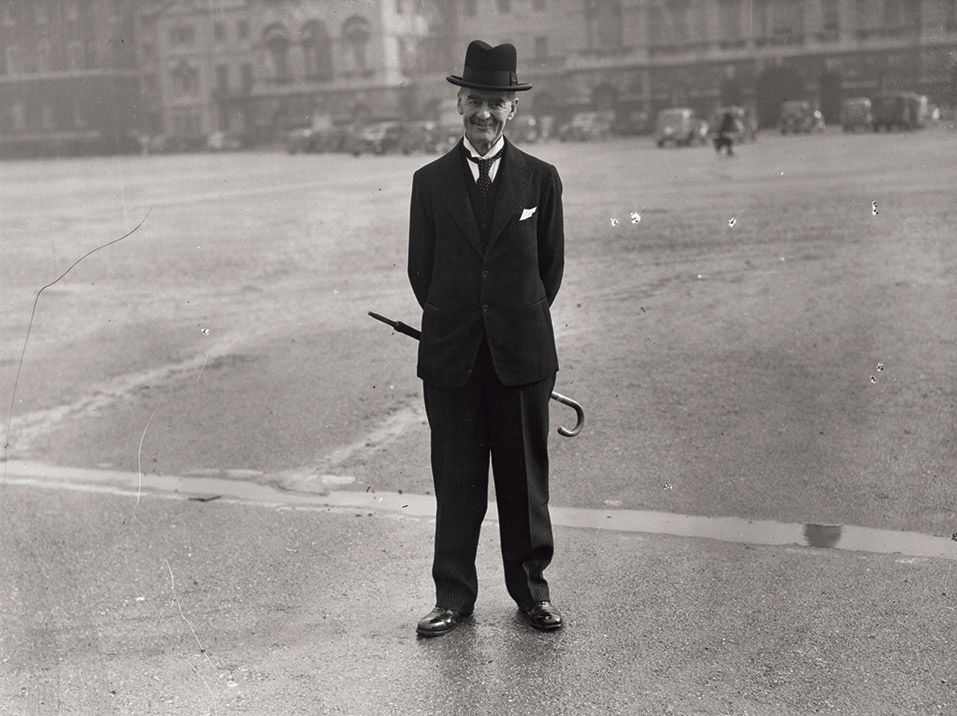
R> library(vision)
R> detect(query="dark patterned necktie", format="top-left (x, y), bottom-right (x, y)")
top-left (467, 148), bottom-right (504, 197)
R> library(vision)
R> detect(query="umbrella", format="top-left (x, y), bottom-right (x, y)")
top-left (369, 311), bottom-right (584, 437)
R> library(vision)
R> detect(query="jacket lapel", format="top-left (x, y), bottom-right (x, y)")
top-left (487, 139), bottom-right (529, 251)
top-left (436, 140), bottom-right (484, 257)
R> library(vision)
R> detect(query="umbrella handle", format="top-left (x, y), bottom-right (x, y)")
top-left (550, 391), bottom-right (584, 438)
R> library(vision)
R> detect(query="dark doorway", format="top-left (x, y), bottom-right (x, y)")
top-left (819, 70), bottom-right (843, 124)
top-left (720, 76), bottom-right (743, 107)
top-left (593, 83), bottom-right (618, 111)
top-left (755, 65), bottom-right (805, 128)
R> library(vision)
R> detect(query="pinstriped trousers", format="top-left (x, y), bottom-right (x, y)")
top-left (423, 337), bottom-right (556, 613)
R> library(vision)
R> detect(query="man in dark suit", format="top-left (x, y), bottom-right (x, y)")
top-left (408, 40), bottom-right (565, 636)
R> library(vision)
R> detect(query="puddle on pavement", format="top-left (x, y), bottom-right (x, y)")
top-left (5, 460), bottom-right (955, 561)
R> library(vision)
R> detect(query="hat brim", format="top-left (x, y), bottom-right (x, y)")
top-left (446, 75), bottom-right (532, 92)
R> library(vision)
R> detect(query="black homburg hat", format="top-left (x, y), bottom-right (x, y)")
top-left (446, 40), bottom-right (532, 92)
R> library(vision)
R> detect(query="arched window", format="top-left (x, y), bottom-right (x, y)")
top-left (263, 24), bottom-right (290, 81)
top-left (342, 16), bottom-right (371, 72)
top-left (301, 20), bottom-right (332, 79)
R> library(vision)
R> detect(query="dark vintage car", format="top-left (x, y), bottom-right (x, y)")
top-left (841, 97), bottom-right (873, 132)
top-left (505, 114), bottom-right (538, 144)
top-left (286, 126), bottom-right (356, 154)
top-left (872, 91), bottom-right (928, 131)
top-left (398, 121), bottom-right (443, 154)
top-left (779, 100), bottom-right (825, 134)
top-left (655, 108), bottom-right (703, 147)
top-left (558, 111), bottom-right (614, 142)
top-left (350, 121), bottom-right (404, 155)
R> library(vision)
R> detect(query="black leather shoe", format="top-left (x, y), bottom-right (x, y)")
top-left (416, 606), bottom-right (471, 637)
top-left (521, 601), bottom-right (563, 631)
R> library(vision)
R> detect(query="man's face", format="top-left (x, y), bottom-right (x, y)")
top-left (458, 88), bottom-right (517, 153)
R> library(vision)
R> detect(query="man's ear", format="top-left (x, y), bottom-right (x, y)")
top-left (457, 93), bottom-right (465, 115)
top-left (508, 98), bottom-right (518, 120)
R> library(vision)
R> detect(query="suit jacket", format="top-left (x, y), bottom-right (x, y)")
top-left (408, 138), bottom-right (564, 389)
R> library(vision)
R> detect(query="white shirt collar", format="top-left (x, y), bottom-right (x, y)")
top-left (463, 135), bottom-right (505, 159)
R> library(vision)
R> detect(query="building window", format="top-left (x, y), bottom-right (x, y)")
top-left (822, 0), bottom-right (840, 31)
top-left (170, 25), bottom-right (195, 46)
top-left (497, 0), bottom-right (511, 12)
top-left (241, 63), bottom-right (253, 92)
top-left (238, 20), bottom-right (249, 39)
top-left (10, 102), bottom-right (26, 132)
top-left (3, 2), bottom-right (16, 26)
top-left (535, 36), bottom-right (547, 59)
top-left (718, 0), bottom-right (742, 41)
top-left (37, 41), bottom-right (53, 72)
top-left (71, 99), bottom-right (85, 129)
top-left (41, 105), bottom-right (55, 131)
top-left (264, 26), bottom-right (290, 80)
top-left (65, 0), bottom-right (79, 23)
top-left (67, 41), bottom-right (84, 71)
top-left (5, 44), bottom-right (21, 74)
top-left (534, 0), bottom-right (546, 9)
top-left (172, 109), bottom-right (202, 137)
top-left (35, 3), bottom-right (50, 24)
top-left (216, 64), bottom-right (229, 92)
top-left (342, 16), bottom-right (371, 73)
top-left (171, 61), bottom-right (200, 97)
top-left (586, 0), bottom-right (623, 51)
top-left (214, 22), bottom-right (225, 42)
top-left (302, 20), bottom-right (333, 78)
top-left (882, 0), bottom-right (900, 27)
top-left (667, 0), bottom-right (690, 43)
top-left (463, 0), bottom-right (477, 17)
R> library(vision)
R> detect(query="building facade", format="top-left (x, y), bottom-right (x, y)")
top-left (442, 0), bottom-right (957, 128)
top-left (0, 0), bottom-right (142, 157)
top-left (138, 0), bottom-right (254, 148)
top-left (1, 0), bottom-right (956, 157)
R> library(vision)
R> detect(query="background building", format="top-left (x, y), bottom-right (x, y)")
top-left (1, 0), bottom-right (955, 157)
top-left (0, 0), bottom-right (142, 157)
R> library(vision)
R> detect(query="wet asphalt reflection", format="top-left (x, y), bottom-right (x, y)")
top-left (5, 460), bottom-right (955, 562)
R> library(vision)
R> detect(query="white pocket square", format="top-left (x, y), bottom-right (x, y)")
top-left (520, 207), bottom-right (537, 221)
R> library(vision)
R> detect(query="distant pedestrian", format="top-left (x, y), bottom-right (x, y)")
top-left (408, 40), bottom-right (566, 637)
top-left (714, 110), bottom-right (739, 156)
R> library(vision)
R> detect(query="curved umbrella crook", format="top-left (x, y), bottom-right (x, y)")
top-left (369, 311), bottom-right (584, 438)
top-left (550, 391), bottom-right (584, 437)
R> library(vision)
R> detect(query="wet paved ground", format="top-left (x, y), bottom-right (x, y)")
top-left (1, 480), bottom-right (955, 714)
top-left (2, 127), bottom-right (957, 712)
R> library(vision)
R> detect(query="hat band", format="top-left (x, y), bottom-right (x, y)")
top-left (462, 67), bottom-right (519, 87)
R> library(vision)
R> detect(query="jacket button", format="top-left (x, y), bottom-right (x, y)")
top-left (482, 304), bottom-right (488, 312)
top-left (481, 270), bottom-right (488, 279)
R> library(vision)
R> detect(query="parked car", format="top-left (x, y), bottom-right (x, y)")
top-left (779, 100), bottom-right (824, 134)
top-left (655, 108), bottom-right (701, 147)
top-left (872, 91), bottom-right (928, 131)
top-left (708, 106), bottom-right (757, 143)
top-left (558, 111), bottom-right (613, 142)
top-left (398, 121), bottom-right (439, 154)
top-left (841, 97), bottom-right (873, 132)
top-left (351, 121), bottom-right (405, 155)
top-left (611, 109), bottom-right (650, 136)
top-left (506, 114), bottom-right (538, 144)
top-left (206, 130), bottom-right (243, 151)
